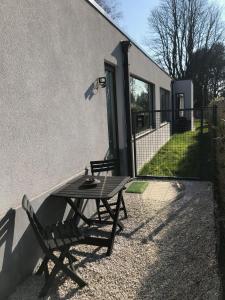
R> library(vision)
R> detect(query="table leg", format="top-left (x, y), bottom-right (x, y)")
top-left (101, 198), bottom-right (124, 231)
top-left (106, 190), bottom-right (123, 256)
top-left (66, 197), bottom-right (91, 226)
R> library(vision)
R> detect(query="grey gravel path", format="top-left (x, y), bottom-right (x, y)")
top-left (9, 181), bottom-right (221, 300)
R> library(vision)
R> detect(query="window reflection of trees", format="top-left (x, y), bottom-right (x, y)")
top-left (130, 77), bottom-right (154, 133)
top-left (130, 77), bottom-right (150, 112)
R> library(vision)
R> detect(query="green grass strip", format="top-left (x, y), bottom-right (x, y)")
top-left (126, 181), bottom-right (149, 194)
top-left (139, 120), bottom-right (213, 180)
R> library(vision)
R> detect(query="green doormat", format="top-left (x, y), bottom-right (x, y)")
top-left (126, 181), bottom-right (149, 194)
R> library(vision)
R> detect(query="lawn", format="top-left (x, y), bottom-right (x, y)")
top-left (139, 120), bottom-right (213, 179)
top-left (126, 181), bottom-right (149, 194)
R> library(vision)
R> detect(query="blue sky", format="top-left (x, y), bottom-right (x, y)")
top-left (120, 0), bottom-right (160, 49)
top-left (119, 0), bottom-right (225, 51)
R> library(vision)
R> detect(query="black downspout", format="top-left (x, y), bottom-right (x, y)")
top-left (121, 40), bottom-right (133, 177)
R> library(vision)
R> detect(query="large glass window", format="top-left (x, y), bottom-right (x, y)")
top-left (160, 88), bottom-right (171, 123)
top-left (130, 76), bottom-right (154, 133)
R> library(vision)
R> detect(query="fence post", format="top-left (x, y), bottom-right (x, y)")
top-left (172, 105), bottom-right (175, 134)
top-left (132, 112), bottom-right (138, 177)
top-left (212, 105), bottom-right (218, 181)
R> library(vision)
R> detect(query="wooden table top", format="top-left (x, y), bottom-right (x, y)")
top-left (52, 175), bottom-right (130, 200)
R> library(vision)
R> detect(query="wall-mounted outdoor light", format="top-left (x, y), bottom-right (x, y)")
top-left (93, 76), bottom-right (106, 93)
top-left (97, 77), bottom-right (106, 88)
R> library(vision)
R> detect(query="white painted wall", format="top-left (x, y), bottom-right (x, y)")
top-left (173, 80), bottom-right (194, 129)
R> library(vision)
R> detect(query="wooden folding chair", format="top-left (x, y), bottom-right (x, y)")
top-left (22, 195), bottom-right (87, 297)
top-left (90, 159), bottom-right (128, 222)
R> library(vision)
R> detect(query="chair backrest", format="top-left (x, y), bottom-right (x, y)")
top-left (90, 159), bottom-right (118, 175)
top-left (22, 195), bottom-right (47, 251)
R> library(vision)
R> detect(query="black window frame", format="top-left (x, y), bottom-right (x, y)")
top-left (160, 88), bottom-right (171, 123)
top-left (130, 75), bottom-right (155, 134)
top-left (175, 93), bottom-right (185, 118)
top-left (105, 62), bottom-right (120, 166)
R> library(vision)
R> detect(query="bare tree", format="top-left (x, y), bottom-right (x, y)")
top-left (147, 0), bottom-right (224, 79)
top-left (94, 0), bottom-right (122, 21)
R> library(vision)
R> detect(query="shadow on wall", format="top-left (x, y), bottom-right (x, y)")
top-left (84, 41), bottom-right (123, 102)
top-left (0, 196), bottom-right (68, 299)
top-left (112, 43), bottom-right (129, 176)
top-left (0, 209), bottom-right (16, 273)
top-left (111, 42), bottom-right (123, 65)
top-left (84, 81), bottom-right (98, 100)
top-left (82, 43), bottom-right (128, 176)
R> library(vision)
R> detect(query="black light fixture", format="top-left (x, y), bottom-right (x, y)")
top-left (98, 77), bottom-right (106, 88)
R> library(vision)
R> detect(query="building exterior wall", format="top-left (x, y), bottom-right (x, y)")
top-left (173, 80), bottom-right (193, 109)
top-left (129, 48), bottom-right (171, 113)
top-left (0, 0), bottom-right (171, 298)
top-left (173, 80), bottom-right (194, 129)
top-left (134, 123), bottom-right (171, 173)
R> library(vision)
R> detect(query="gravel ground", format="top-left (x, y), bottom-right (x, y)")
top-left (9, 180), bottom-right (221, 300)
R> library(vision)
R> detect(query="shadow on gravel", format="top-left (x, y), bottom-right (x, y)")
top-left (122, 190), bottom-right (184, 240)
top-left (136, 192), bottom-right (219, 299)
top-left (48, 247), bottom-right (105, 300)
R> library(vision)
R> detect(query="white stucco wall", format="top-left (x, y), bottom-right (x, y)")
top-left (0, 0), bottom-right (171, 216)
top-left (173, 80), bottom-right (194, 129)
